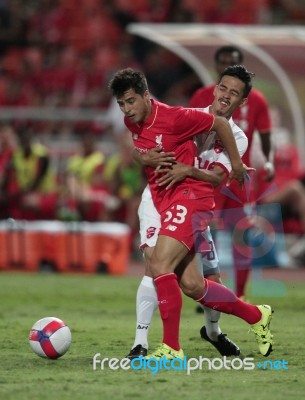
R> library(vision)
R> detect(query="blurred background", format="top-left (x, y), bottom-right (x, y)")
top-left (0, 0), bottom-right (305, 274)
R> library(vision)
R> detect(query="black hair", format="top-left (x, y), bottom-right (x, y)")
top-left (108, 68), bottom-right (148, 98)
top-left (219, 65), bottom-right (254, 98)
top-left (214, 46), bottom-right (244, 63)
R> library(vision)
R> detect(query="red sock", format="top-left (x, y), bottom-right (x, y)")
top-left (154, 273), bottom-right (182, 351)
top-left (197, 278), bottom-right (261, 324)
top-left (233, 246), bottom-right (252, 298)
top-left (236, 268), bottom-right (251, 298)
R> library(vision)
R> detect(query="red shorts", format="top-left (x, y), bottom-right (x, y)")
top-left (158, 197), bottom-right (214, 250)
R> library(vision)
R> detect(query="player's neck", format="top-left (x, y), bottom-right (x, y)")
top-left (145, 99), bottom-right (153, 120)
top-left (139, 100), bottom-right (154, 127)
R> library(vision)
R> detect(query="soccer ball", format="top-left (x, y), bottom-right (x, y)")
top-left (29, 317), bottom-right (72, 359)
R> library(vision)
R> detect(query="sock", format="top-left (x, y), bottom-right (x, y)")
top-left (197, 278), bottom-right (262, 324)
top-left (132, 276), bottom-right (158, 350)
top-left (154, 273), bottom-right (182, 351)
top-left (236, 268), bottom-right (251, 298)
top-left (203, 306), bottom-right (221, 341)
top-left (233, 240), bottom-right (252, 298)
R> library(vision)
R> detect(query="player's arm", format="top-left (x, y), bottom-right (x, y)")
top-left (132, 147), bottom-right (176, 168)
top-left (211, 116), bottom-right (246, 186)
top-left (155, 161), bottom-right (255, 190)
top-left (155, 162), bottom-right (222, 189)
top-left (211, 164), bottom-right (255, 185)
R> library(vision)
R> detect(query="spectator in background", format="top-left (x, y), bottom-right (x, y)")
top-left (58, 130), bottom-right (119, 222)
top-left (253, 120), bottom-right (305, 265)
top-left (0, 124), bottom-right (58, 220)
top-left (0, 123), bottom-right (17, 218)
top-left (189, 45), bottom-right (274, 299)
top-left (103, 133), bottom-right (145, 251)
top-left (0, 124), bottom-right (16, 180)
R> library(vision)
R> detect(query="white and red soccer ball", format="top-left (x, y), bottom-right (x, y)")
top-left (29, 317), bottom-right (72, 359)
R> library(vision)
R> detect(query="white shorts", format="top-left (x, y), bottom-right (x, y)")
top-left (138, 185), bottom-right (220, 276)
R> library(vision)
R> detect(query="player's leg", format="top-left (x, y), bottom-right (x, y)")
top-left (127, 247), bottom-right (158, 359)
top-left (129, 191), bottom-right (189, 359)
top-left (193, 223), bottom-right (225, 337)
top-left (179, 253), bottom-right (274, 356)
top-left (232, 225), bottom-right (252, 298)
top-left (196, 228), bottom-right (222, 339)
top-left (128, 193), bottom-right (209, 359)
top-left (194, 229), bottom-right (240, 356)
top-left (145, 198), bottom-right (213, 359)
top-left (147, 234), bottom-right (189, 358)
top-left (215, 182), bottom-right (253, 299)
top-left (126, 187), bottom-right (159, 359)
top-left (178, 254), bottom-right (240, 356)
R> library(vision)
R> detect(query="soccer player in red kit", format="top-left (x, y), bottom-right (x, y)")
top-left (108, 68), bottom-right (274, 359)
top-left (190, 46), bottom-right (274, 299)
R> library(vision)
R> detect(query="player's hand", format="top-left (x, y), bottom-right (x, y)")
top-left (263, 161), bottom-right (275, 182)
top-left (155, 162), bottom-right (191, 189)
top-left (227, 163), bottom-right (256, 187)
top-left (141, 147), bottom-right (176, 168)
top-left (227, 163), bottom-right (247, 187)
top-left (243, 163), bottom-right (256, 174)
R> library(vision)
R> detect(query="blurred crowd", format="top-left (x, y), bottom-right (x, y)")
top-left (1, 0), bottom-right (305, 255)
top-left (0, 123), bottom-right (146, 252)
top-left (1, 0), bottom-right (304, 123)
top-left (1, 0), bottom-right (305, 119)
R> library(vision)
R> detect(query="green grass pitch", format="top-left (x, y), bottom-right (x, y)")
top-left (0, 270), bottom-right (304, 400)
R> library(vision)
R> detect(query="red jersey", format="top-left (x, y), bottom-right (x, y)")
top-left (189, 84), bottom-right (271, 166)
top-left (124, 99), bottom-right (215, 213)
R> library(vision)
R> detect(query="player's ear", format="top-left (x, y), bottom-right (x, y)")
top-left (213, 85), bottom-right (218, 96)
top-left (240, 97), bottom-right (248, 107)
top-left (144, 90), bottom-right (150, 100)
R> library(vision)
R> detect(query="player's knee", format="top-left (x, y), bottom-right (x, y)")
top-left (180, 278), bottom-right (202, 299)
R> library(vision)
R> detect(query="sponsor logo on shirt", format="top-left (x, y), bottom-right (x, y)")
top-left (146, 226), bottom-right (157, 239)
top-left (165, 225), bottom-right (177, 231)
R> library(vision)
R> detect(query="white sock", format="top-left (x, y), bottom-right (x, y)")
top-left (132, 275), bottom-right (158, 350)
top-left (203, 306), bottom-right (221, 341)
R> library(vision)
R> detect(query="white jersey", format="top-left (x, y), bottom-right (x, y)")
top-left (197, 106), bottom-right (248, 175)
